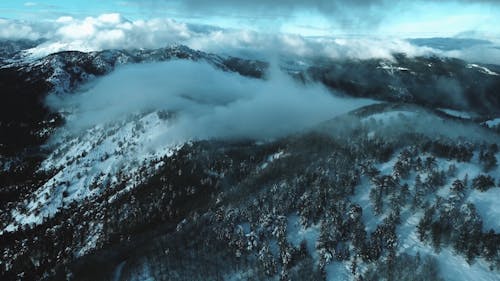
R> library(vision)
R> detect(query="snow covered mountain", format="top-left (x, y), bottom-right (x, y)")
top-left (0, 41), bottom-right (499, 281)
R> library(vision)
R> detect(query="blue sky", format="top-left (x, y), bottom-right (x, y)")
top-left (1, 0), bottom-right (499, 38)
top-left (0, 1), bottom-right (138, 18)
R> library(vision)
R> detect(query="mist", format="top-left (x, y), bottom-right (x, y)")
top-left (136, 0), bottom-right (500, 31)
top-left (47, 60), bottom-right (374, 145)
top-left (2, 11), bottom-right (499, 64)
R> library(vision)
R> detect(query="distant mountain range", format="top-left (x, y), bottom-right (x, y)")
top-left (408, 37), bottom-right (492, 51)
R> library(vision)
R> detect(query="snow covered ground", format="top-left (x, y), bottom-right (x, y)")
top-left (467, 64), bottom-right (499, 76)
top-left (484, 118), bottom-right (500, 128)
top-left (287, 214), bottom-right (320, 261)
top-left (385, 151), bottom-right (500, 281)
top-left (398, 211), bottom-right (500, 281)
top-left (284, 149), bottom-right (500, 281)
top-left (362, 110), bottom-right (417, 124)
top-left (4, 111), bottom-right (182, 232)
top-left (438, 108), bottom-right (473, 119)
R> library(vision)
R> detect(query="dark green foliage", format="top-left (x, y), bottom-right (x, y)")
top-left (482, 229), bottom-right (500, 265)
top-left (363, 253), bottom-right (444, 281)
top-left (412, 174), bottom-right (425, 209)
top-left (417, 207), bottom-right (435, 242)
top-left (369, 187), bottom-right (383, 216)
top-left (451, 179), bottom-right (466, 195)
top-left (479, 145), bottom-right (498, 172)
top-left (418, 197), bottom-right (500, 268)
top-left (426, 170), bottom-right (446, 191)
top-left (428, 141), bottom-right (473, 162)
top-left (424, 156), bottom-right (437, 171)
top-left (392, 149), bottom-right (412, 180)
top-left (472, 174), bottom-right (496, 192)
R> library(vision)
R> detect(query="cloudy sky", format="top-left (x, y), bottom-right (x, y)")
top-left (1, 1), bottom-right (499, 63)
top-left (2, 1), bottom-right (498, 147)
top-left (2, 0), bottom-right (500, 37)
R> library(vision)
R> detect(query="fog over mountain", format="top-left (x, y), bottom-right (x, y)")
top-left (1, 1), bottom-right (500, 281)
top-left (47, 60), bottom-right (374, 141)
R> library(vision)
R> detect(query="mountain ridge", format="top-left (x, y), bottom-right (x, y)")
top-left (1, 42), bottom-right (500, 281)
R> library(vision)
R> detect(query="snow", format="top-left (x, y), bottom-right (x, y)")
top-left (286, 213), bottom-right (352, 280)
top-left (285, 149), bottom-right (500, 280)
top-left (467, 64), bottom-right (499, 76)
top-left (469, 188), bottom-right (500, 232)
top-left (3, 111), bottom-right (183, 232)
top-left (398, 209), bottom-right (500, 281)
top-left (467, 152), bottom-right (500, 232)
top-left (0, 158), bottom-right (14, 172)
top-left (76, 222), bottom-right (103, 257)
top-left (259, 151), bottom-right (289, 170)
top-left (287, 215), bottom-right (320, 262)
top-left (326, 262), bottom-right (351, 281)
top-left (350, 176), bottom-right (384, 233)
top-left (362, 110), bottom-right (417, 123)
top-left (127, 261), bottom-right (155, 281)
top-left (360, 150), bottom-right (500, 281)
top-left (484, 118), bottom-right (500, 128)
top-left (438, 108), bottom-right (473, 119)
top-left (47, 59), bottom-right (72, 94)
top-left (378, 62), bottom-right (410, 74)
top-left (433, 152), bottom-right (500, 232)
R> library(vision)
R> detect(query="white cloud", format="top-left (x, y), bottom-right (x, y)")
top-left (0, 13), bottom-right (498, 64)
top-left (47, 60), bottom-right (374, 141)
top-left (442, 46), bottom-right (500, 65)
top-left (0, 19), bottom-right (43, 41)
top-left (55, 16), bottom-right (74, 23)
top-left (9, 13), bottom-right (417, 60)
top-left (20, 14), bottom-right (194, 56)
top-left (97, 13), bottom-right (122, 24)
top-left (57, 19), bottom-right (96, 39)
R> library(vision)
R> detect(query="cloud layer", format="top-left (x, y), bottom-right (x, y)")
top-left (47, 60), bottom-right (373, 142)
top-left (134, 0), bottom-right (500, 30)
top-left (1, 12), bottom-right (499, 64)
top-left (0, 13), bottom-right (435, 60)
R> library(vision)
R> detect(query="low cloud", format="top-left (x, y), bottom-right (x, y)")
top-left (135, 0), bottom-right (500, 31)
top-left (0, 14), bottom-right (435, 61)
top-left (1, 13), bottom-right (499, 64)
top-left (442, 45), bottom-right (500, 65)
top-left (0, 18), bottom-right (47, 41)
top-left (47, 60), bottom-right (373, 143)
top-left (23, 14), bottom-right (194, 57)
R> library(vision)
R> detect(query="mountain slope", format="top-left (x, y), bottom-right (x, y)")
top-left (0, 43), bottom-right (499, 281)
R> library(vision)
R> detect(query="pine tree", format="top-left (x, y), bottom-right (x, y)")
top-left (430, 222), bottom-right (442, 252)
top-left (350, 257), bottom-right (358, 275)
top-left (316, 219), bottom-right (335, 253)
top-left (482, 229), bottom-right (498, 263)
top-left (417, 207), bottom-right (434, 242)
top-left (479, 144), bottom-right (498, 172)
top-left (447, 164), bottom-right (457, 177)
top-left (412, 175), bottom-right (424, 209)
top-left (258, 242), bottom-right (277, 276)
top-left (424, 156), bottom-right (437, 171)
top-left (451, 179), bottom-right (465, 194)
top-left (415, 157), bottom-right (423, 171)
top-left (472, 174), bottom-right (495, 192)
top-left (369, 187), bottom-right (383, 215)
top-left (400, 183), bottom-right (410, 206)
